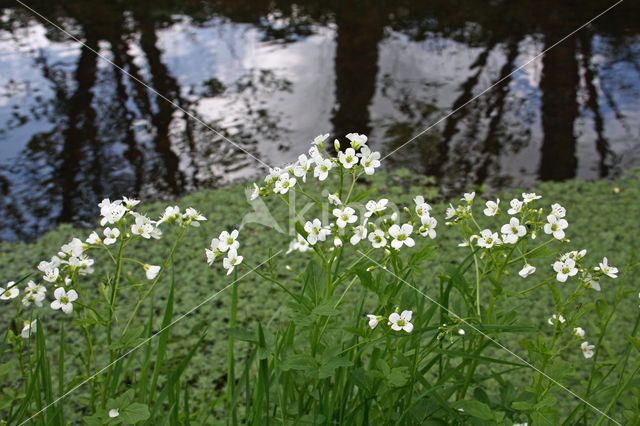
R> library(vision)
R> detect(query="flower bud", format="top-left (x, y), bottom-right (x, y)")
top-left (334, 236), bottom-right (343, 248)
top-left (334, 139), bottom-right (340, 152)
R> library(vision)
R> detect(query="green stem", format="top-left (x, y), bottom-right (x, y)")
top-left (227, 269), bottom-right (239, 426)
top-left (594, 360), bottom-right (640, 426)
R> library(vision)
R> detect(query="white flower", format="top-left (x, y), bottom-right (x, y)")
top-left (206, 238), bottom-right (221, 266)
top-left (304, 219), bottom-right (331, 245)
top-left (501, 217), bottom-right (526, 244)
top-left (312, 133), bottom-right (329, 148)
top-left (102, 228), bottom-right (119, 246)
top-left (366, 314), bottom-right (379, 329)
top-left (419, 216), bottom-right (437, 239)
top-left (264, 167), bottom-right (282, 184)
top-left (293, 154), bottom-right (312, 181)
top-left (51, 287), bottom-right (78, 314)
top-left (0, 281), bottom-right (19, 300)
top-left (182, 208), bottom-right (207, 227)
top-left (249, 183), bottom-right (260, 201)
top-left (274, 173), bottom-right (297, 194)
top-left (223, 249), bottom-right (243, 275)
top-left (131, 216), bottom-right (154, 239)
top-left (86, 232), bottom-right (101, 245)
top-left (357, 146), bottom-right (380, 175)
top-left (483, 199), bottom-right (500, 216)
top-left (388, 310), bottom-right (413, 333)
top-left (313, 158), bottom-right (333, 181)
top-left (109, 408), bottom-right (120, 418)
top-left (345, 133), bottom-right (368, 150)
top-left (461, 192), bottom-right (475, 204)
top-left (516, 264), bottom-right (535, 278)
top-left (158, 206), bottom-right (181, 225)
top-left (21, 320), bottom-right (37, 339)
top-left (544, 215), bottom-right (568, 240)
top-left (333, 207), bottom-right (357, 229)
top-left (475, 229), bottom-right (500, 249)
top-left (218, 230), bottom-right (240, 252)
top-left (553, 258), bottom-right (578, 282)
top-left (507, 198), bottom-right (523, 215)
top-left (458, 329), bottom-right (465, 335)
top-left (581, 341), bottom-right (595, 358)
top-left (334, 236), bottom-right (343, 248)
top-left (328, 193), bottom-right (342, 205)
top-left (550, 203), bottom-right (566, 218)
top-left (368, 230), bottom-right (387, 248)
top-left (143, 264), bottom-right (161, 280)
top-left (350, 225), bottom-right (368, 245)
top-left (445, 204), bottom-right (456, 220)
top-left (388, 224), bottom-right (415, 249)
top-left (288, 234), bottom-right (311, 253)
top-left (522, 192), bottom-right (541, 203)
top-left (42, 267), bottom-right (59, 283)
top-left (122, 197), bottom-right (140, 209)
top-left (68, 255), bottom-right (95, 275)
top-left (99, 203), bottom-right (127, 226)
top-left (414, 196), bottom-right (432, 218)
top-left (59, 238), bottom-right (85, 258)
top-left (574, 327), bottom-right (585, 338)
top-left (364, 199), bottom-right (388, 217)
top-left (24, 280), bottom-right (46, 297)
top-left (338, 148), bottom-right (358, 169)
top-left (560, 250), bottom-right (587, 262)
top-left (547, 314), bottom-right (565, 325)
top-left (582, 273), bottom-right (601, 291)
top-left (22, 289), bottom-right (45, 307)
top-left (595, 257), bottom-right (618, 278)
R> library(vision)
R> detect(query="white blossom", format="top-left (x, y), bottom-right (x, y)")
top-left (368, 230), bottom-right (387, 249)
top-left (366, 314), bottom-right (379, 329)
top-left (345, 133), bottom-right (368, 150)
top-left (304, 219), bottom-right (331, 245)
top-left (364, 199), bottom-right (388, 217)
top-left (274, 173), bottom-right (297, 194)
top-left (223, 249), bottom-right (243, 275)
top-left (581, 341), bottom-right (595, 358)
top-left (550, 203), bottom-right (566, 218)
top-left (522, 192), bottom-right (541, 203)
top-left (595, 257), bottom-right (618, 278)
top-left (313, 158), bottom-right (333, 181)
top-left (519, 264), bottom-right (536, 278)
top-left (350, 224), bottom-right (368, 245)
top-left (357, 146), bottom-right (380, 175)
top-left (109, 409), bottom-right (120, 418)
top-left (328, 193), bottom-right (342, 205)
top-left (461, 192), bottom-right (475, 203)
top-left (312, 133), bottom-right (329, 148)
top-left (389, 224), bottom-right (415, 249)
top-left (218, 230), bottom-right (240, 252)
top-left (21, 320), bottom-right (37, 339)
top-left (143, 264), bottom-right (161, 280)
top-left (419, 216), bottom-right (437, 239)
top-left (338, 148), bottom-right (358, 169)
top-left (544, 215), bottom-right (568, 240)
top-left (501, 217), bottom-right (526, 244)
top-left (547, 314), bottom-right (565, 325)
top-left (553, 258), bottom-right (578, 282)
top-left (0, 281), bottom-right (19, 300)
top-left (333, 207), bottom-right (357, 229)
top-left (51, 287), bottom-right (78, 314)
top-left (475, 229), bottom-right (500, 249)
top-left (388, 310), bottom-right (413, 333)
top-left (86, 232), bottom-right (101, 245)
top-left (483, 199), bottom-right (500, 216)
top-left (574, 327), bottom-right (585, 338)
top-left (507, 198), bottom-right (523, 215)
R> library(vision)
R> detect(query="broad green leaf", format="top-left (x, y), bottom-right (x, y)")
top-left (388, 367), bottom-right (409, 387)
top-left (280, 354), bottom-right (317, 373)
top-left (226, 327), bottom-right (257, 343)
top-left (453, 400), bottom-right (494, 420)
top-left (311, 300), bottom-right (339, 316)
top-left (120, 402), bottom-right (150, 424)
top-left (318, 356), bottom-right (353, 379)
top-left (596, 299), bottom-right (609, 321)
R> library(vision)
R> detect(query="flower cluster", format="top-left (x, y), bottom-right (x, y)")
top-left (253, 133), bottom-right (381, 199)
top-left (206, 229), bottom-right (244, 275)
top-left (366, 309), bottom-right (414, 333)
top-left (3, 197), bottom-right (206, 319)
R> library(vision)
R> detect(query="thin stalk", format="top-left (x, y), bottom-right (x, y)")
top-left (227, 269), bottom-right (239, 426)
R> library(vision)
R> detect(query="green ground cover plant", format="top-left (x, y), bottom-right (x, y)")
top-left (0, 133), bottom-right (638, 424)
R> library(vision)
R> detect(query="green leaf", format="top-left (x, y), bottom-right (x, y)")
top-left (0, 360), bottom-right (16, 377)
top-left (453, 400), bottom-right (494, 420)
top-left (280, 355), bottom-right (317, 373)
top-left (511, 400), bottom-right (534, 411)
top-left (311, 300), bottom-right (339, 316)
top-left (408, 245), bottom-right (438, 265)
top-left (626, 335), bottom-right (640, 353)
top-left (318, 356), bottom-right (353, 379)
top-left (351, 187), bottom-right (378, 203)
top-left (596, 299), bottom-right (609, 321)
top-left (388, 367), bottom-right (409, 387)
top-left (120, 402), bottom-right (150, 424)
top-left (226, 327), bottom-right (257, 343)
top-left (528, 245), bottom-right (557, 259)
top-left (110, 326), bottom-right (144, 350)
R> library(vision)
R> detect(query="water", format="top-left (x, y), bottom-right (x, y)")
top-left (1, 0), bottom-right (639, 241)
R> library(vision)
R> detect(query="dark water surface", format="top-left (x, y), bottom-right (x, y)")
top-left (0, 0), bottom-right (639, 241)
